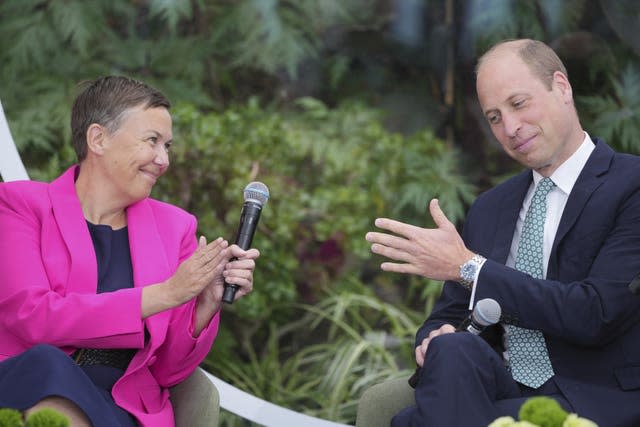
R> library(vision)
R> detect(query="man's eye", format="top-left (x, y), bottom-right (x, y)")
top-left (488, 114), bottom-right (500, 125)
top-left (164, 142), bottom-right (172, 152)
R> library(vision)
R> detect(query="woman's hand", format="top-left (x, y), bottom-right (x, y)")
top-left (141, 236), bottom-right (228, 319)
top-left (168, 236), bottom-right (230, 304)
top-left (199, 244), bottom-right (260, 305)
top-left (192, 242), bottom-right (260, 335)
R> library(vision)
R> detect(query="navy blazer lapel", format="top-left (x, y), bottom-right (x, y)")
top-left (548, 140), bottom-right (612, 275)
top-left (490, 170), bottom-right (532, 264)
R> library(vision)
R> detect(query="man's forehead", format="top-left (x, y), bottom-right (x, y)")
top-left (478, 47), bottom-right (521, 72)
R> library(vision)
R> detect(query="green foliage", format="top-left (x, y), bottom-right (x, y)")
top-left (153, 98), bottom-right (472, 319)
top-left (0, 0), bottom-right (373, 167)
top-left (579, 64), bottom-right (640, 154)
top-left (518, 397), bottom-right (568, 427)
top-left (150, 98), bottom-right (467, 422)
top-left (0, 407), bottom-right (70, 427)
top-left (25, 408), bottom-right (69, 427)
top-left (465, 0), bottom-right (586, 53)
top-left (204, 290), bottom-right (421, 425)
top-left (492, 396), bottom-right (597, 427)
top-left (0, 408), bottom-right (23, 427)
top-left (212, 0), bottom-right (349, 77)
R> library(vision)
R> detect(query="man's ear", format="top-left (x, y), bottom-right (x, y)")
top-left (86, 123), bottom-right (107, 156)
top-left (552, 70), bottom-right (573, 103)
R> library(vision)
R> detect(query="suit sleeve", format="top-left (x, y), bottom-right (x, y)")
top-left (421, 172), bottom-right (640, 349)
top-left (149, 215), bottom-right (220, 388)
top-left (0, 185), bottom-right (145, 352)
top-left (474, 182), bottom-right (640, 347)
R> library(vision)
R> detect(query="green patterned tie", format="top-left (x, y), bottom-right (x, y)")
top-left (506, 177), bottom-right (556, 388)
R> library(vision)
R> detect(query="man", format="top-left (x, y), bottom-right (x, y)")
top-left (365, 39), bottom-right (640, 426)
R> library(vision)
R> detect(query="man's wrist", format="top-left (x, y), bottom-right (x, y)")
top-left (458, 254), bottom-right (487, 290)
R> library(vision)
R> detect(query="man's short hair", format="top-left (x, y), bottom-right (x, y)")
top-left (476, 39), bottom-right (568, 90)
top-left (71, 76), bottom-right (170, 162)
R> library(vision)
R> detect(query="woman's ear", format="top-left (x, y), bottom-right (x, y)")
top-left (86, 123), bottom-right (107, 156)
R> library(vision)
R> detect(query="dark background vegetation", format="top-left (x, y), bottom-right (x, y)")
top-left (1, 0), bottom-right (639, 424)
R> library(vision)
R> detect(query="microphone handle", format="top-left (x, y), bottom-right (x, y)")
top-left (456, 316), bottom-right (472, 332)
top-left (222, 202), bottom-right (262, 304)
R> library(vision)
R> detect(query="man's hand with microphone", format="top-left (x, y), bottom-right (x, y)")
top-left (416, 324), bottom-right (456, 368)
top-left (415, 298), bottom-right (502, 367)
top-left (408, 298), bottom-right (501, 387)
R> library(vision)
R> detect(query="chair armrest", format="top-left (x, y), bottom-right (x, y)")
top-left (355, 377), bottom-right (414, 427)
top-left (171, 367), bottom-right (220, 427)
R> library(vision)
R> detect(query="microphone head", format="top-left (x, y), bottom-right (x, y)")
top-left (473, 298), bottom-right (502, 327)
top-left (243, 182), bottom-right (270, 206)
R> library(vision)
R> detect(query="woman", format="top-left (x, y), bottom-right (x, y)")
top-left (0, 76), bottom-right (259, 426)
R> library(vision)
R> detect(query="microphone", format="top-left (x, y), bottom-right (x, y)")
top-left (456, 298), bottom-right (502, 334)
top-left (222, 181), bottom-right (270, 304)
top-left (408, 298), bottom-right (502, 388)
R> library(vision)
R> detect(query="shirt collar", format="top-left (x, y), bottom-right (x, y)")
top-left (531, 132), bottom-right (595, 195)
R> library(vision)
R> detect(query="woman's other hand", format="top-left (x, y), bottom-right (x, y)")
top-left (141, 236), bottom-right (228, 319)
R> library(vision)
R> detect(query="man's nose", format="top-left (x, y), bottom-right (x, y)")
top-left (502, 112), bottom-right (521, 138)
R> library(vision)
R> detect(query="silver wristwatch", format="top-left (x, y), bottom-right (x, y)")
top-left (459, 254), bottom-right (486, 290)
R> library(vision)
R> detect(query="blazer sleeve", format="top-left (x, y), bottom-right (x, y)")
top-left (148, 215), bottom-right (220, 388)
top-left (0, 184), bottom-right (145, 352)
top-left (420, 163), bottom-right (640, 349)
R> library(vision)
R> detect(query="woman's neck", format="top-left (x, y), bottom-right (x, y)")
top-left (75, 163), bottom-right (128, 229)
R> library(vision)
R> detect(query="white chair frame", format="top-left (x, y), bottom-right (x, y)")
top-left (0, 98), bottom-right (350, 427)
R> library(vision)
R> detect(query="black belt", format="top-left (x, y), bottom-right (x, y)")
top-left (72, 348), bottom-right (136, 371)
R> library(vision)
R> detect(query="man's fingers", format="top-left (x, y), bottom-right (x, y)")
top-left (429, 199), bottom-right (455, 231)
top-left (441, 324), bottom-right (456, 334)
top-left (372, 218), bottom-right (418, 238)
top-left (366, 231), bottom-right (413, 250)
top-left (380, 262), bottom-right (420, 275)
top-left (371, 243), bottom-right (412, 263)
top-left (415, 346), bottom-right (425, 367)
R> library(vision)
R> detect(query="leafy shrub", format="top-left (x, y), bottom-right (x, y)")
top-left (152, 98), bottom-right (474, 421)
top-left (154, 98), bottom-right (474, 319)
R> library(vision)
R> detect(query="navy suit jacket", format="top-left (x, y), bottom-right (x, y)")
top-left (418, 139), bottom-right (640, 425)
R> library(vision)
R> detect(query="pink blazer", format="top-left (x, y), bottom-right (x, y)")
top-left (0, 166), bottom-right (220, 426)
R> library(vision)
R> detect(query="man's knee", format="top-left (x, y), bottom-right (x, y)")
top-left (428, 331), bottom-right (487, 355)
top-left (422, 332), bottom-right (496, 375)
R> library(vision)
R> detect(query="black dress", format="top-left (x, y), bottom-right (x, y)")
top-left (0, 222), bottom-right (139, 426)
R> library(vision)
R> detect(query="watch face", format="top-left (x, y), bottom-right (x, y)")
top-left (461, 263), bottom-right (476, 281)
